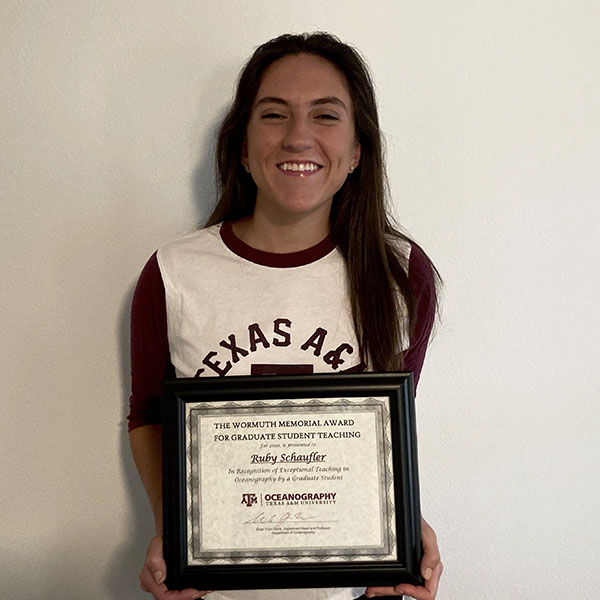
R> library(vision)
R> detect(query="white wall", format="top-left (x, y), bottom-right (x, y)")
top-left (2, 1), bottom-right (598, 598)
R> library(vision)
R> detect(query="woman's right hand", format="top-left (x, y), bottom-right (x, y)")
top-left (140, 535), bottom-right (209, 599)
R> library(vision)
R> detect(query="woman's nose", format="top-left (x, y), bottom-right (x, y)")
top-left (282, 116), bottom-right (312, 152)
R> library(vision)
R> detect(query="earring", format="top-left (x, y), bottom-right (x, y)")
top-left (349, 165), bottom-right (355, 173)
top-left (244, 164), bottom-right (251, 173)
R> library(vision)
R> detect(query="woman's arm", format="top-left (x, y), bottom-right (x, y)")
top-left (130, 425), bottom-right (163, 534)
top-left (130, 425), bottom-right (208, 599)
top-left (129, 257), bottom-right (207, 599)
top-left (366, 245), bottom-right (443, 598)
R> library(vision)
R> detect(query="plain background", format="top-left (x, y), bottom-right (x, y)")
top-left (1, 1), bottom-right (599, 598)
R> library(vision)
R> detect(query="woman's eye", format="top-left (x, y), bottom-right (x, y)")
top-left (261, 112), bottom-right (285, 119)
top-left (316, 114), bottom-right (339, 121)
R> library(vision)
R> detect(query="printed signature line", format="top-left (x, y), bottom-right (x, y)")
top-left (249, 520), bottom-right (339, 524)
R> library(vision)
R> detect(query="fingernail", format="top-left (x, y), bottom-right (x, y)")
top-left (424, 567), bottom-right (433, 580)
top-left (191, 595), bottom-right (204, 600)
top-left (153, 569), bottom-right (164, 583)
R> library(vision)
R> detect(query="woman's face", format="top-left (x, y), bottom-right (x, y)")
top-left (243, 53), bottom-right (361, 225)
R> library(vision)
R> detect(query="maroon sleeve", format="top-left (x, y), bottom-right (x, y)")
top-left (403, 243), bottom-right (437, 393)
top-left (127, 252), bottom-right (175, 432)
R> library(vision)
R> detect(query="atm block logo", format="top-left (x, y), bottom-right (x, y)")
top-left (241, 493), bottom-right (258, 507)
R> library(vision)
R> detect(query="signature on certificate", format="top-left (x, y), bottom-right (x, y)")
top-left (242, 511), bottom-right (315, 528)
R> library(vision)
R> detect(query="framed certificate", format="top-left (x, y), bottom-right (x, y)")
top-left (162, 372), bottom-right (423, 590)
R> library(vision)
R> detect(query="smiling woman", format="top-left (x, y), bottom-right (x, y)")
top-left (128, 32), bottom-right (442, 600)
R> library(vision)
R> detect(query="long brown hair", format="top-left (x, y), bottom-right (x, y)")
top-left (207, 32), bottom-right (440, 371)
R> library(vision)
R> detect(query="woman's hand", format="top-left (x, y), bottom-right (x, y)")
top-left (139, 535), bottom-right (209, 599)
top-left (365, 517), bottom-right (442, 599)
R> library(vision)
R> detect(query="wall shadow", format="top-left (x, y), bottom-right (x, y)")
top-left (104, 103), bottom-right (228, 599)
top-left (190, 108), bottom-right (229, 227)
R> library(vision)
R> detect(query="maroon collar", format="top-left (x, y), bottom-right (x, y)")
top-left (220, 221), bottom-right (335, 268)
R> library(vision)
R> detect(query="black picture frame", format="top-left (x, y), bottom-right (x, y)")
top-left (162, 372), bottom-right (423, 591)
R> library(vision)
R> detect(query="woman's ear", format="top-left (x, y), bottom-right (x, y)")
top-left (353, 141), bottom-right (361, 166)
top-left (241, 139), bottom-right (248, 167)
top-left (349, 141), bottom-right (361, 172)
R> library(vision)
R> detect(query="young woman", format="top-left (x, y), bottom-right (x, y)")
top-left (129, 32), bottom-right (442, 600)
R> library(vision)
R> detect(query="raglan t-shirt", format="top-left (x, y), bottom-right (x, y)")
top-left (128, 221), bottom-right (436, 600)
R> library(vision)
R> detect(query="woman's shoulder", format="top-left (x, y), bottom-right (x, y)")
top-left (386, 232), bottom-right (411, 258)
top-left (387, 232), bottom-right (438, 301)
top-left (386, 233), bottom-right (433, 279)
top-left (157, 223), bottom-right (222, 258)
top-left (407, 241), bottom-right (436, 286)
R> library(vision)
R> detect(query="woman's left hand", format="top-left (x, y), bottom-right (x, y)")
top-left (365, 517), bottom-right (442, 599)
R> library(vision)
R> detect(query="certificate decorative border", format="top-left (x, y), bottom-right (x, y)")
top-left (162, 373), bottom-right (423, 591)
top-left (185, 397), bottom-right (396, 564)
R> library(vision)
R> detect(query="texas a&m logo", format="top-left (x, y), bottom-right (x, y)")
top-left (241, 493), bottom-right (258, 507)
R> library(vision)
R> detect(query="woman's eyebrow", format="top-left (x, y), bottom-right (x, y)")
top-left (254, 96), bottom-right (348, 110)
top-left (310, 96), bottom-right (348, 110)
top-left (255, 96), bottom-right (288, 107)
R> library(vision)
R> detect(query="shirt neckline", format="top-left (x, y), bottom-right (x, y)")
top-left (219, 221), bottom-right (335, 268)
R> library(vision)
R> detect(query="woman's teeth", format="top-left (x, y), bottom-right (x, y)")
top-left (278, 162), bottom-right (320, 172)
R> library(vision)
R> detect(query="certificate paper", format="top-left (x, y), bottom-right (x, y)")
top-left (185, 397), bottom-right (396, 565)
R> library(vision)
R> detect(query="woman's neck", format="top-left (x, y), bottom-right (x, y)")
top-left (232, 212), bottom-right (330, 253)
